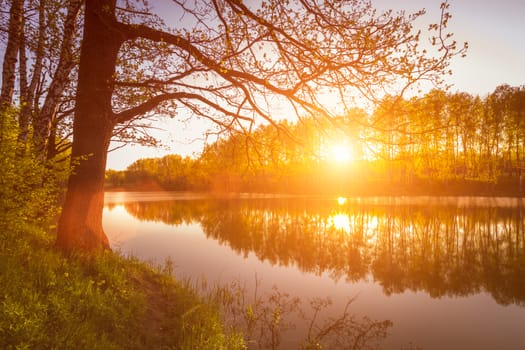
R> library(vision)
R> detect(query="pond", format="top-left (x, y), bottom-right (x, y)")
top-left (103, 192), bottom-right (525, 349)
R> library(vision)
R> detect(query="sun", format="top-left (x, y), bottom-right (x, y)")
top-left (329, 143), bottom-right (354, 163)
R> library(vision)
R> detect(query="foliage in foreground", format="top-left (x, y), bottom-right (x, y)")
top-left (0, 230), bottom-right (245, 350)
top-left (193, 278), bottom-right (393, 350)
top-left (0, 109), bottom-right (244, 349)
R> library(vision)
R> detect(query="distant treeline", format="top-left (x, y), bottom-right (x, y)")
top-left (106, 85), bottom-right (525, 195)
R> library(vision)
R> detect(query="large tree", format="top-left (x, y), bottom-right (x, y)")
top-left (56, 0), bottom-right (465, 251)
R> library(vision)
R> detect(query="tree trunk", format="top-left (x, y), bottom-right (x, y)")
top-left (56, 121), bottom-right (113, 251)
top-left (46, 120), bottom-right (58, 160)
top-left (34, 0), bottom-right (82, 158)
top-left (56, 0), bottom-right (121, 252)
top-left (0, 0), bottom-right (22, 108)
top-left (22, 0), bottom-right (47, 133)
top-left (17, 13), bottom-right (30, 148)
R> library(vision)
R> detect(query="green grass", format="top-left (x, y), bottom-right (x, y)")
top-left (0, 220), bottom-right (245, 350)
top-left (0, 108), bottom-right (245, 349)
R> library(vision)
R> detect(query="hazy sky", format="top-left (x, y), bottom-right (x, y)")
top-left (106, 0), bottom-right (525, 170)
top-left (373, 0), bottom-right (525, 93)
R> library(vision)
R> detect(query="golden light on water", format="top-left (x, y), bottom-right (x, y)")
top-left (332, 198), bottom-right (350, 233)
top-left (330, 213), bottom-right (351, 233)
top-left (328, 209), bottom-right (381, 237)
top-left (365, 216), bottom-right (379, 238)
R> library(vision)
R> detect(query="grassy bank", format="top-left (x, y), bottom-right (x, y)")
top-left (0, 219), bottom-right (245, 349)
top-left (0, 111), bottom-right (244, 349)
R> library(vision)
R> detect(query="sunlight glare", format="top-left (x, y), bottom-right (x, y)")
top-left (330, 143), bottom-right (353, 163)
top-left (330, 213), bottom-right (351, 233)
top-left (337, 197), bottom-right (347, 205)
top-left (365, 216), bottom-right (379, 237)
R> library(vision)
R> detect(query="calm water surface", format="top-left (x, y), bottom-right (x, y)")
top-left (103, 192), bottom-right (525, 349)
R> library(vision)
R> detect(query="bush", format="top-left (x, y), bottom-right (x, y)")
top-left (0, 108), bottom-right (69, 234)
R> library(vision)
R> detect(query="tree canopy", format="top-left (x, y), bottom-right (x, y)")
top-left (0, 0), bottom-right (466, 252)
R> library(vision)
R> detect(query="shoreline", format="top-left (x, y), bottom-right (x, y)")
top-left (104, 185), bottom-right (525, 198)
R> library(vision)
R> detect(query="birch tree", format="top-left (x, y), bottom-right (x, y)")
top-left (0, 0), bottom-right (23, 108)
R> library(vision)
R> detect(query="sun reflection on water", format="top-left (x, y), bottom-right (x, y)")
top-left (330, 213), bottom-right (351, 233)
top-left (337, 196), bottom-right (347, 205)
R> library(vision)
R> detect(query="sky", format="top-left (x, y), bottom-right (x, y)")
top-left (106, 0), bottom-right (525, 170)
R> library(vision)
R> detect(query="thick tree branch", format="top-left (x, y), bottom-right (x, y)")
top-left (113, 91), bottom-right (253, 124)
top-left (115, 21), bottom-right (295, 97)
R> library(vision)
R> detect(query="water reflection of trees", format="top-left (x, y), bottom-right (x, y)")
top-left (122, 197), bottom-right (525, 305)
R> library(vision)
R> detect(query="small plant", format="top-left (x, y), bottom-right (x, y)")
top-left (191, 276), bottom-right (393, 350)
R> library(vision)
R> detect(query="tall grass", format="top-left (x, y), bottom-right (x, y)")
top-left (188, 277), bottom-right (393, 350)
